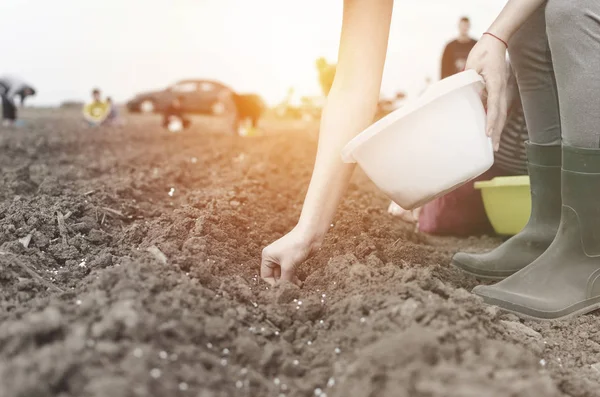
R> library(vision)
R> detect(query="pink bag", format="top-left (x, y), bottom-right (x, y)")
top-left (418, 165), bottom-right (509, 236)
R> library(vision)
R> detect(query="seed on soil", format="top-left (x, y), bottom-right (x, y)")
top-left (334, 348), bottom-right (341, 354)
top-left (275, 331), bottom-right (280, 336)
top-left (307, 341), bottom-right (312, 345)
top-left (222, 348), bottom-right (230, 355)
top-left (78, 261), bottom-right (86, 268)
top-left (293, 360), bottom-right (299, 365)
top-left (360, 317), bottom-right (366, 323)
top-left (298, 301), bottom-right (303, 305)
top-left (320, 320), bottom-right (324, 324)
top-left (540, 359), bottom-right (547, 366)
top-left (168, 187), bottom-right (175, 197)
top-left (315, 388), bottom-right (323, 396)
top-left (150, 368), bottom-right (161, 379)
top-left (327, 377), bottom-right (335, 387)
top-left (281, 384), bottom-right (288, 391)
top-left (236, 380), bottom-right (243, 389)
top-left (133, 348), bottom-right (143, 358)
top-left (221, 359), bottom-right (228, 366)
top-left (179, 382), bottom-right (189, 391)
top-left (207, 343), bottom-right (213, 349)
top-left (322, 294), bottom-right (326, 298)
top-left (190, 157), bottom-right (198, 163)
top-left (274, 378), bottom-right (280, 385)
top-left (240, 368), bottom-right (248, 375)
top-left (159, 351), bottom-right (168, 359)
top-left (76, 300), bottom-right (82, 305)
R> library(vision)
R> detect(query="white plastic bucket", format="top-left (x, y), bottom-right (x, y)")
top-left (341, 70), bottom-right (494, 210)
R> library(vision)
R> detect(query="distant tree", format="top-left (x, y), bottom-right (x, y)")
top-left (316, 57), bottom-right (336, 96)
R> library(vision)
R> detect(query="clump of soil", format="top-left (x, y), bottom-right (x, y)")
top-left (0, 110), bottom-right (599, 397)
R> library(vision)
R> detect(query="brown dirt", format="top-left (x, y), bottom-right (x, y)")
top-left (1, 109), bottom-right (599, 397)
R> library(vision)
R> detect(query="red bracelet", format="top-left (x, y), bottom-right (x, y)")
top-left (483, 32), bottom-right (508, 49)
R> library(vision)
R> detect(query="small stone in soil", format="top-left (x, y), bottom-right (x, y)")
top-left (281, 384), bottom-right (288, 391)
top-left (236, 380), bottom-right (243, 389)
top-left (207, 343), bottom-right (213, 349)
top-left (293, 360), bottom-right (299, 365)
top-left (240, 368), bottom-right (248, 375)
top-left (179, 382), bottom-right (189, 391)
top-left (133, 348), bottom-right (143, 358)
top-left (168, 187), bottom-right (175, 197)
top-left (150, 368), bottom-right (161, 379)
top-left (159, 351), bottom-right (168, 359)
top-left (221, 359), bottom-right (228, 366)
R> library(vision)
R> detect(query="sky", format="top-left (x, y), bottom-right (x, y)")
top-left (0, 0), bottom-right (506, 106)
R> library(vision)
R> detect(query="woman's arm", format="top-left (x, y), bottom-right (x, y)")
top-left (261, 0), bottom-right (394, 285)
top-left (466, 0), bottom-right (546, 150)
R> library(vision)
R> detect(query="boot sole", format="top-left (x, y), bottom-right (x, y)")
top-left (478, 294), bottom-right (600, 321)
top-left (451, 258), bottom-right (517, 281)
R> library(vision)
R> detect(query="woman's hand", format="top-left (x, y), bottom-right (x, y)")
top-left (261, 227), bottom-right (322, 286)
top-left (465, 34), bottom-right (509, 151)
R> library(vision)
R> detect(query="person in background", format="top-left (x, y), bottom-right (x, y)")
top-left (162, 96), bottom-right (191, 131)
top-left (83, 88), bottom-right (110, 127)
top-left (441, 17), bottom-right (478, 79)
top-left (104, 97), bottom-right (120, 126)
top-left (0, 75), bottom-right (36, 127)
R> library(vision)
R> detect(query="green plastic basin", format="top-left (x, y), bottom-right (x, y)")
top-left (474, 176), bottom-right (531, 236)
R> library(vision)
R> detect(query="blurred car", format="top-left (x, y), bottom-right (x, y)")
top-left (127, 79), bottom-right (238, 115)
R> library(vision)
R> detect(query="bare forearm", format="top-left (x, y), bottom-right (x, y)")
top-left (295, 0), bottom-right (393, 240)
top-left (297, 89), bottom-right (380, 238)
top-left (488, 0), bottom-right (546, 40)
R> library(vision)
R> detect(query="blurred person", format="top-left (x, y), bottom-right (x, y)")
top-left (104, 97), bottom-right (121, 126)
top-left (450, 0), bottom-right (600, 319)
top-left (162, 96), bottom-right (191, 131)
top-left (0, 75), bottom-right (36, 127)
top-left (232, 93), bottom-right (266, 136)
top-left (316, 57), bottom-right (337, 96)
top-left (83, 88), bottom-right (110, 127)
top-left (441, 17), bottom-right (477, 79)
top-left (261, 0), bottom-right (508, 286)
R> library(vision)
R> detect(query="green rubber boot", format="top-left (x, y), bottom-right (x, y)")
top-left (474, 145), bottom-right (600, 320)
top-left (452, 142), bottom-right (561, 280)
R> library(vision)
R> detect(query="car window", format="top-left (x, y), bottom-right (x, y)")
top-left (172, 82), bottom-right (198, 93)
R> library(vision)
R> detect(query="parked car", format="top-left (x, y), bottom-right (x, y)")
top-left (127, 79), bottom-right (238, 115)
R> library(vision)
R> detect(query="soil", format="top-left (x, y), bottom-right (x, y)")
top-left (1, 109), bottom-right (599, 397)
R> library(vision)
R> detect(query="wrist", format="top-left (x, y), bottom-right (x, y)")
top-left (294, 220), bottom-right (328, 247)
top-left (482, 32), bottom-right (508, 49)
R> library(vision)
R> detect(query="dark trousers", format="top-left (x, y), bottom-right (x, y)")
top-left (1, 94), bottom-right (16, 121)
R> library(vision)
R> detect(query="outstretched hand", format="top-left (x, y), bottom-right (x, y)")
top-left (261, 227), bottom-right (321, 286)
